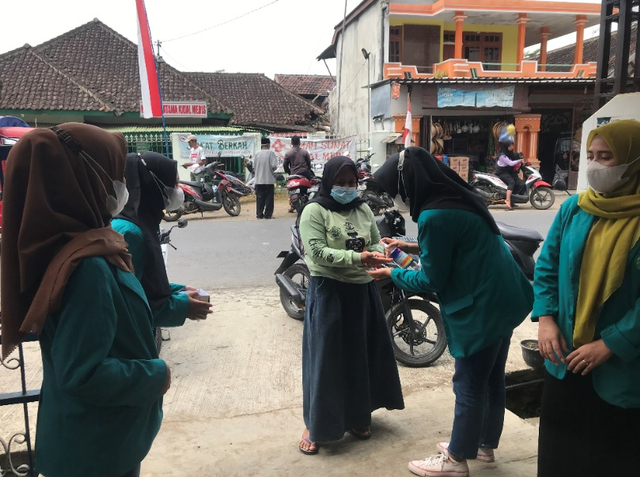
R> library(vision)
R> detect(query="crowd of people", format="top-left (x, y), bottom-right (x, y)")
top-left (0, 119), bottom-right (638, 477)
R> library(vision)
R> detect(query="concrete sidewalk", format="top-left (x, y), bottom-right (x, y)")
top-left (140, 286), bottom-right (540, 477)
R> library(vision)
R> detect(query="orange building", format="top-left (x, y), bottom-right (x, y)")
top-left (319, 0), bottom-right (601, 182)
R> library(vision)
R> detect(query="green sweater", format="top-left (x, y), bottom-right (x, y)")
top-left (299, 202), bottom-right (384, 284)
top-left (391, 209), bottom-right (533, 358)
top-left (37, 257), bottom-right (166, 476)
top-left (112, 218), bottom-right (189, 327)
top-left (533, 195), bottom-right (640, 408)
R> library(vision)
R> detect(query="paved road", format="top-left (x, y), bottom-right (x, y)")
top-left (164, 194), bottom-right (572, 289)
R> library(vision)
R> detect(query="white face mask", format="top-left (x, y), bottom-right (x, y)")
top-left (82, 152), bottom-right (129, 216)
top-left (393, 194), bottom-right (410, 213)
top-left (164, 187), bottom-right (184, 211)
top-left (587, 160), bottom-right (633, 194)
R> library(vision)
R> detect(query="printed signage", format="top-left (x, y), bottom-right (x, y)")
top-left (174, 133), bottom-right (255, 158)
top-left (268, 136), bottom-right (357, 172)
top-left (140, 101), bottom-right (208, 118)
top-left (437, 85), bottom-right (515, 108)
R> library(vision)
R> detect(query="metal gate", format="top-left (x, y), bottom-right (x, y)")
top-left (0, 333), bottom-right (39, 477)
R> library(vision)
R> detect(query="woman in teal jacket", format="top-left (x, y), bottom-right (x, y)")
top-left (0, 124), bottom-right (169, 477)
top-left (112, 153), bottom-right (211, 326)
top-left (533, 120), bottom-right (640, 477)
top-left (371, 147), bottom-right (532, 477)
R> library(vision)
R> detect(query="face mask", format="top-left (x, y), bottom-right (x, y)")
top-left (587, 160), bottom-right (633, 194)
top-left (164, 187), bottom-right (184, 211)
top-left (82, 152), bottom-right (129, 216)
top-left (393, 194), bottom-right (410, 212)
top-left (331, 186), bottom-right (359, 204)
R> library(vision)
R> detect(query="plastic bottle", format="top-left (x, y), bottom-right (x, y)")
top-left (388, 247), bottom-right (421, 270)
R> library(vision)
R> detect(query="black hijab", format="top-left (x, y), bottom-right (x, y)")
top-left (500, 142), bottom-right (519, 161)
top-left (116, 152), bottom-right (179, 309)
top-left (374, 146), bottom-right (499, 234)
top-left (308, 155), bottom-right (365, 212)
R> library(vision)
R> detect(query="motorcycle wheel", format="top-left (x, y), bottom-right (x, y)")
top-left (362, 190), bottom-right (381, 216)
top-left (386, 299), bottom-right (447, 367)
top-left (163, 207), bottom-right (183, 222)
top-left (280, 263), bottom-right (309, 320)
top-left (530, 186), bottom-right (555, 210)
top-left (222, 191), bottom-right (241, 216)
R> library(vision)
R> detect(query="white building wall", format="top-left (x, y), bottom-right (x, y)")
top-left (578, 92), bottom-right (640, 191)
top-left (329, 1), bottom-right (384, 147)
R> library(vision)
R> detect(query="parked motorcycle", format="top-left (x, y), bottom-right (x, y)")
top-left (163, 161), bottom-right (244, 221)
top-left (285, 173), bottom-right (320, 214)
top-left (274, 209), bottom-right (447, 367)
top-left (156, 218), bottom-right (188, 352)
top-left (470, 163), bottom-right (555, 210)
top-left (356, 153), bottom-right (394, 215)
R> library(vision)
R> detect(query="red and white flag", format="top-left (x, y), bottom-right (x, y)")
top-left (136, 0), bottom-right (162, 118)
top-left (402, 93), bottom-right (412, 148)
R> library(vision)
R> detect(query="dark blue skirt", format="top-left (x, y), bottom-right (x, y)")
top-left (302, 276), bottom-right (404, 442)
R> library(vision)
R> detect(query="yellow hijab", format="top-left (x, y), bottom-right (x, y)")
top-left (574, 120), bottom-right (640, 347)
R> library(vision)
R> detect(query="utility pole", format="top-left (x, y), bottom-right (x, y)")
top-left (156, 39), bottom-right (162, 58)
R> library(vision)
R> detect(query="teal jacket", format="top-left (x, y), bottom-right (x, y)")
top-left (391, 209), bottom-right (533, 358)
top-left (112, 218), bottom-right (189, 326)
top-left (37, 257), bottom-right (166, 477)
top-left (533, 195), bottom-right (640, 408)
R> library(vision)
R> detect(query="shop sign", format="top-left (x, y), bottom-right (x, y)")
top-left (391, 82), bottom-right (401, 99)
top-left (437, 85), bottom-right (515, 108)
top-left (140, 101), bottom-right (208, 118)
top-left (174, 133), bottom-right (255, 158)
top-left (268, 136), bottom-right (357, 173)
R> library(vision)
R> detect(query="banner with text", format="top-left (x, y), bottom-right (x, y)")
top-left (174, 133), bottom-right (255, 159)
top-left (437, 85), bottom-right (515, 108)
top-left (269, 136), bottom-right (357, 172)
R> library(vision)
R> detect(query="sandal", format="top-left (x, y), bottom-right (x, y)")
top-left (348, 427), bottom-right (372, 440)
top-left (299, 434), bottom-right (319, 455)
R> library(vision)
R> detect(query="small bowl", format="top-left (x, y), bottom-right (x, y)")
top-left (520, 339), bottom-right (544, 368)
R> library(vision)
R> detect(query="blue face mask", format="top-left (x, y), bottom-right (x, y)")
top-left (331, 186), bottom-right (359, 204)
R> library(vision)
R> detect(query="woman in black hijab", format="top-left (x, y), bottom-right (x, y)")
top-left (112, 152), bottom-right (211, 327)
top-left (297, 156), bottom-right (404, 455)
top-left (371, 147), bottom-right (532, 477)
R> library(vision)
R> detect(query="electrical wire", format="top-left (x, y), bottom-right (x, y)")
top-left (163, 0), bottom-right (281, 43)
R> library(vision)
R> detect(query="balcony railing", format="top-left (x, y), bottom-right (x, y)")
top-left (384, 59), bottom-right (597, 80)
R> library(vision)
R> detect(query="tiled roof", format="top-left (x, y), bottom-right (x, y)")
top-left (0, 19), bottom-right (231, 115)
top-left (186, 72), bottom-right (326, 130)
top-left (543, 23), bottom-right (637, 72)
top-left (274, 74), bottom-right (335, 96)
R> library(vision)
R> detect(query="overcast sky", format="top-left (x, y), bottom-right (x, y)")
top-left (3, 0), bottom-right (602, 78)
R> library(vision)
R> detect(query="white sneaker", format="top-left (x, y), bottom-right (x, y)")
top-left (437, 442), bottom-right (495, 463)
top-left (408, 452), bottom-right (469, 477)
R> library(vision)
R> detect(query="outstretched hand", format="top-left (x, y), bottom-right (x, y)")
top-left (186, 290), bottom-right (212, 320)
top-left (360, 251), bottom-right (392, 268)
top-left (367, 267), bottom-right (392, 279)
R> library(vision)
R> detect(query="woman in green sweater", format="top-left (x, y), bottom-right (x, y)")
top-left (112, 152), bottom-right (211, 327)
top-left (371, 147), bottom-right (532, 477)
top-left (297, 156), bottom-right (404, 455)
top-left (1, 124), bottom-right (169, 477)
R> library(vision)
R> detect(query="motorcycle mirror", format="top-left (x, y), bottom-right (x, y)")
top-left (177, 219), bottom-right (188, 228)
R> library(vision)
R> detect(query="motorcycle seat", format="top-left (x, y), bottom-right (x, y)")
top-left (496, 221), bottom-right (544, 242)
top-left (180, 180), bottom-right (202, 187)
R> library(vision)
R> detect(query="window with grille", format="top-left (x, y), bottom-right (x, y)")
top-left (389, 26), bottom-right (403, 63)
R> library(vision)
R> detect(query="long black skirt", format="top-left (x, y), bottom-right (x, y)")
top-left (302, 276), bottom-right (404, 442)
top-left (538, 370), bottom-right (640, 477)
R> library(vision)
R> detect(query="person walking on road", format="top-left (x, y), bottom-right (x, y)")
top-left (253, 137), bottom-right (279, 219)
top-left (371, 147), bottom-right (533, 477)
top-left (297, 155), bottom-right (404, 456)
top-left (533, 119), bottom-right (640, 477)
top-left (0, 123), bottom-right (170, 477)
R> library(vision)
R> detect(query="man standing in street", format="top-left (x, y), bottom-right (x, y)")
top-left (283, 135), bottom-right (312, 180)
top-left (254, 137), bottom-right (279, 219)
top-left (183, 134), bottom-right (207, 181)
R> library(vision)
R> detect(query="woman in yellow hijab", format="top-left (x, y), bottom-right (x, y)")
top-left (532, 119), bottom-right (640, 477)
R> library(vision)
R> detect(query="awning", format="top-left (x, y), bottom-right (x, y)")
top-left (381, 133), bottom-right (402, 144)
top-left (317, 44), bottom-right (336, 61)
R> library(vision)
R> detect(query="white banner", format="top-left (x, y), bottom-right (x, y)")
top-left (173, 133), bottom-right (255, 159)
top-left (269, 136), bottom-right (357, 172)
